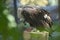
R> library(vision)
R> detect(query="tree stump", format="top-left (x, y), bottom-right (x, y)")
top-left (23, 31), bottom-right (49, 40)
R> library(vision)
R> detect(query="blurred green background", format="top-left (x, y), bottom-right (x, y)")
top-left (0, 0), bottom-right (60, 40)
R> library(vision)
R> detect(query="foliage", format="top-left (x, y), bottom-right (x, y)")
top-left (49, 21), bottom-right (60, 40)
top-left (0, 0), bottom-right (24, 40)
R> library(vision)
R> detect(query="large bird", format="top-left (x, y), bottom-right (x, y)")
top-left (21, 6), bottom-right (53, 32)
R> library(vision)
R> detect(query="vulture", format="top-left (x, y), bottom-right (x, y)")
top-left (21, 6), bottom-right (53, 32)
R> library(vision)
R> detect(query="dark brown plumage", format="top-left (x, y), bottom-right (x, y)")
top-left (21, 6), bottom-right (53, 29)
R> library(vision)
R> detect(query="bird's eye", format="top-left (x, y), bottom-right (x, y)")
top-left (44, 14), bottom-right (48, 18)
top-left (44, 14), bottom-right (51, 20)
